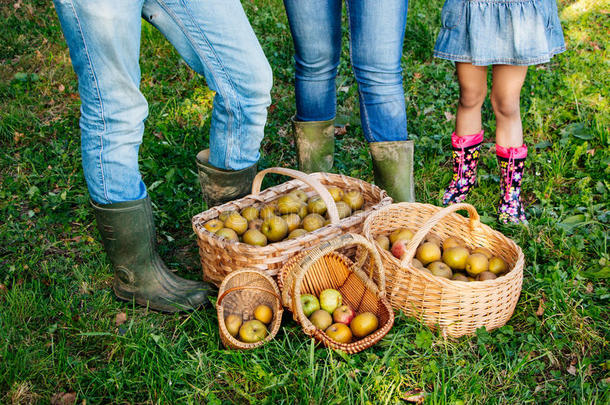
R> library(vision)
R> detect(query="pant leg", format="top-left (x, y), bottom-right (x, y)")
top-left (283, 0), bottom-right (342, 122)
top-left (53, 0), bottom-right (148, 204)
top-left (346, 0), bottom-right (408, 142)
top-left (142, 0), bottom-right (272, 170)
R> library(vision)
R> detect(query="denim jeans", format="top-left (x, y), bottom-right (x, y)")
top-left (53, 0), bottom-right (272, 204)
top-left (283, 0), bottom-right (408, 142)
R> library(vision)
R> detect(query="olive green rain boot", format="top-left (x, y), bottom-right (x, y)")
top-left (196, 149), bottom-right (257, 208)
top-left (292, 117), bottom-right (334, 173)
top-left (369, 140), bottom-right (415, 202)
top-left (92, 196), bottom-right (212, 312)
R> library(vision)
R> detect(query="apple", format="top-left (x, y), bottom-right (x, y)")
top-left (350, 312), bottom-right (379, 338)
top-left (203, 219), bottom-right (224, 233)
top-left (309, 309), bottom-right (332, 330)
top-left (319, 289), bottom-right (342, 313)
top-left (332, 305), bottom-right (355, 325)
top-left (261, 215), bottom-right (288, 242)
top-left (254, 304), bottom-right (273, 324)
top-left (391, 239), bottom-right (409, 260)
top-left (224, 314), bottom-right (242, 337)
top-left (239, 320), bottom-right (268, 343)
top-left (300, 294), bottom-right (320, 317)
top-left (325, 323), bottom-right (352, 344)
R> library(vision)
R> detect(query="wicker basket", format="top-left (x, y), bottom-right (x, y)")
top-left (192, 167), bottom-right (391, 286)
top-left (277, 233), bottom-right (394, 354)
top-left (216, 269), bottom-right (283, 350)
top-left (362, 202), bottom-right (524, 338)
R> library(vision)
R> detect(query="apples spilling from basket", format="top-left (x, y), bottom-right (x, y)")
top-left (376, 229), bottom-right (510, 281)
top-left (224, 304), bottom-right (274, 343)
top-left (301, 289), bottom-right (379, 344)
top-left (203, 187), bottom-right (365, 246)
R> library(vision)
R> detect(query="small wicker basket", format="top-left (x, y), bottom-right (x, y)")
top-left (277, 233), bottom-right (394, 354)
top-left (362, 202), bottom-right (524, 338)
top-left (216, 269), bottom-right (283, 350)
top-left (192, 167), bottom-right (391, 286)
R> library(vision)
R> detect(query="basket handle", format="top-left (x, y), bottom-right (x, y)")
top-left (251, 167), bottom-right (340, 224)
top-left (217, 286), bottom-right (281, 307)
top-left (291, 233), bottom-right (386, 321)
top-left (400, 203), bottom-right (481, 267)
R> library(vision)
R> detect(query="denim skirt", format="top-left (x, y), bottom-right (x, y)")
top-left (434, 0), bottom-right (566, 65)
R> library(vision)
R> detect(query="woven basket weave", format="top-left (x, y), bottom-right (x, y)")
top-left (192, 167), bottom-right (391, 286)
top-left (277, 233), bottom-right (394, 354)
top-left (216, 269), bottom-right (283, 350)
top-left (362, 202), bottom-right (524, 338)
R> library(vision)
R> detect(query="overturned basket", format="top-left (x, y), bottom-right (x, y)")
top-left (278, 233), bottom-right (394, 354)
top-left (192, 167), bottom-right (391, 286)
top-left (363, 203), bottom-right (524, 338)
top-left (216, 269), bottom-right (283, 350)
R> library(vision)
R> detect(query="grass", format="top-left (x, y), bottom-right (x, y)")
top-left (0, 0), bottom-right (608, 403)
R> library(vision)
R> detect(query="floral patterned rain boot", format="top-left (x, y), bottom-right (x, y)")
top-left (497, 144), bottom-right (528, 224)
top-left (442, 130), bottom-right (484, 205)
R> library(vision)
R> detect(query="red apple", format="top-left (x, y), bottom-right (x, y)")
top-left (391, 239), bottom-right (409, 260)
top-left (332, 305), bottom-right (355, 325)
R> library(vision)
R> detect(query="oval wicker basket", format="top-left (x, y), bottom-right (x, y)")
top-left (277, 233), bottom-right (394, 354)
top-left (362, 202), bottom-right (524, 338)
top-left (192, 167), bottom-right (392, 286)
top-left (216, 269), bottom-right (283, 350)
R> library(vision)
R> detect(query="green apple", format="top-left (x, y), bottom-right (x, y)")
top-left (309, 309), bottom-right (332, 330)
top-left (319, 289), bottom-right (342, 313)
top-left (300, 294), bottom-right (320, 317)
top-left (239, 320), bottom-right (268, 343)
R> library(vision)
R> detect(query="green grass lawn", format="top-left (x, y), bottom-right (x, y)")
top-left (1, 0), bottom-right (608, 403)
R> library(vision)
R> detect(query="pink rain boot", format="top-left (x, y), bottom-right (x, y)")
top-left (442, 130), bottom-right (484, 205)
top-left (497, 144), bottom-right (528, 224)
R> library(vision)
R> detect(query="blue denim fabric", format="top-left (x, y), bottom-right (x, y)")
top-left (53, 0), bottom-right (272, 204)
top-left (434, 0), bottom-right (566, 66)
top-left (283, 0), bottom-right (409, 143)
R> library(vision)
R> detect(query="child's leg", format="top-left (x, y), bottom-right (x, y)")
top-left (490, 65), bottom-right (529, 224)
top-left (456, 63), bottom-right (487, 136)
top-left (442, 63), bottom-right (487, 205)
top-left (490, 65), bottom-right (528, 147)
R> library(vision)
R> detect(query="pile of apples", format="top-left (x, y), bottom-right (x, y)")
top-left (203, 187), bottom-right (365, 246)
top-left (224, 304), bottom-right (273, 343)
top-left (376, 229), bottom-right (510, 281)
top-left (301, 289), bottom-right (379, 344)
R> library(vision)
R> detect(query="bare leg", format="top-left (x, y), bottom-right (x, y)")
top-left (455, 63), bottom-right (488, 136)
top-left (490, 65), bottom-right (528, 148)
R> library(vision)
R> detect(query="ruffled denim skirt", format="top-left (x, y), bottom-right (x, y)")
top-left (434, 0), bottom-right (566, 65)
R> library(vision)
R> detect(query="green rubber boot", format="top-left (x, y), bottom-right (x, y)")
top-left (369, 140), bottom-right (415, 202)
top-left (92, 196), bottom-right (212, 312)
top-left (292, 117), bottom-right (334, 173)
top-left (196, 149), bottom-right (257, 208)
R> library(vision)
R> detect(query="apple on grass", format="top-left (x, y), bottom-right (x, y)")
top-left (300, 294), bottom-right (320, 317)
top-left (333, 305), bottom-right (355, 325)
top-left (319, 289), bottom-right (342, 313)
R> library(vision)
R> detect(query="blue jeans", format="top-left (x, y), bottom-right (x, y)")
top-left (283, 0), bottom-right (408, 142)
top-left (53, 0), bottom-right (272, 204)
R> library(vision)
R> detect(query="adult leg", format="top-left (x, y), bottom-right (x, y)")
top-left (491, 65), bottom-right (529, 224)
top-left (53, 0), bottom-right (210, 311)
top-left (283, 0), bottom-right (341, 172)
top-left (346, 0), bottom-right (414, 201)
top-left (140, 0), bottom-right (272, 205)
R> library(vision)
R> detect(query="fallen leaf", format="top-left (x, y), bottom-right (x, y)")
top-left (444, 111), bottom-right (456, 121)
top-left (567, 365), bottom-right (577, 376)
top-left (334, 125), bottom-right (348, 136)
top-left (536, 295), bottom-right (545, 317)
top-left (413, 72), bottom-right (422, 79)
top-left (58, 84), bottom-right (65, 92)
top-left (153, 131), bottom-right (163, 139)
top-left (14, 131), bottom-right (24, 143)
top-left (115, 312), bottom-right (127, 326)
top-left (0, 284), bottom-right (7, 293)
top-left (402, 389), bottom-right (428, 403)
top-left (586, 149), bottom-right (595, 156)
top-left (268, 103), bottom-right (277, 114)
top-left (585, 283), bottom-right (594, 293)
top-left (51, 392), bottom-right (76, 405)
top-left (14, 1), bottom-right (21, 10)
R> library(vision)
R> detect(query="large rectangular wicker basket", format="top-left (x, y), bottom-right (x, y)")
top-left (362, 202), bottom-right (524, 338)
top-left (192, 167), bottom-right (391, 286)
